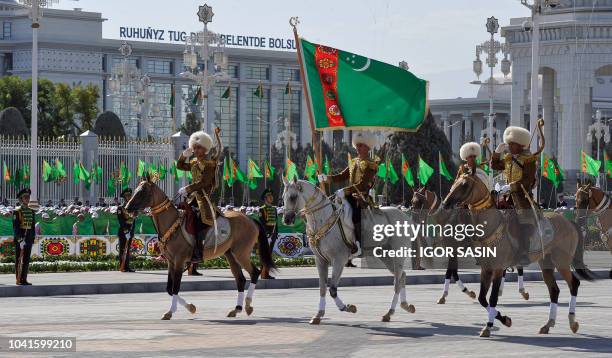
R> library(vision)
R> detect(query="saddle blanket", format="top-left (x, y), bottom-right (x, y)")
top-left (527, 215), bottom-right (555, 254)
top-left (179, 215), bottom-right (231, 249)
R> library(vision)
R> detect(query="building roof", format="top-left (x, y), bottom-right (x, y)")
top-left (475, 77), bottom-right (512, 100)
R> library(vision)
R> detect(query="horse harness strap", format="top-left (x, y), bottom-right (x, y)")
top-left (476, 220), bottom-right (505, 247)
top-left (592, 192), bottom-right (610, 215)
top-left (469, 193), bottom-right (493, 211)
top-left (150, 198), bottom-right (182, 250)
top-left (151, 198), bottom-right (172, 214)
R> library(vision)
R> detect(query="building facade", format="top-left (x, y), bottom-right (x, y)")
top-left (0, 0), bottom-right (310, 170)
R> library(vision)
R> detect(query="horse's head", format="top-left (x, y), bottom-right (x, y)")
top-left (411, 187), bottom-right (437, 211)
top-left (281, 176), bottom-right (315, 225)
top-left (442, 173), bottom-right (489, 210)
top-left (575, 180), bottom-right (596, 210)
top-left (125, 173), bottom-right (164, 212)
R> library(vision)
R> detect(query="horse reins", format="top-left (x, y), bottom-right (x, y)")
top-left (150, 197), bottom-right (182, 250)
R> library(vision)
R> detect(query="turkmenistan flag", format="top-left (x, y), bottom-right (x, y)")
top-left (42, 160), bottom-right (52, 182)
top-left (2, 161), bottom-right (10, 183)
top-left (158, 163), bottom-right (166, 180)
top-left (73, 161), bottom-right (80, 185)
top-left (221, 85), bottom-right (231, 99)
top-left (606, 152), bottom-right (612, 178)
top-left (541, 152), bottom-right (560, 187)
top-left (137, 160), bottom-right (146, 177)
top-left (581, 151), bottom-right (601, 177)
top-left (304, 154), bottom-right (318, 181)
top-left (401, 154), bottom-right (415, 187)
top-left (248, 159), bottom-right (263, 179)
top-left (22, 164), bottom-right (29, 182)
top-left (438, 152), bottom-right (453, 181)
top-left (229, 157), bottom-right (245, 184)
top-left (253, 82), bottom-right (264, 99)
top-left (264, 160), bottom-right (275, 179)
top-left (223, 157), bottom-right (232, 186)
top-left (417, 156), bottom-right (434, 186)
top-left (192, 86), bottom-right (203, 105)
top-left (56, 159), bottom-right (66, 179)
top-left (107, 178), bottom-right (116, 195)
top-left (285, 158), bottom-right (298, 181)
top-left (170, 161), bottom-right (179, 183)
top-left (298, 38), bottom-right (428, 131)
top-left (377, 158), bottom-right (399, 184)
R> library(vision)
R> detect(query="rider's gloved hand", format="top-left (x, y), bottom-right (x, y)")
top-left (495, 143), bottom-right (506, 153)
top-left (182, 148), bottom-right (193, 158)
top-left (317, 174), bottom-right (327, 183)
top-left (335, 189), bottom-right (345, 199)
top-left (178, 186), bottom-right (188, 197)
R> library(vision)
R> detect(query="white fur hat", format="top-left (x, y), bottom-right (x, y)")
top-left (351, 131), bottom-right (377, 150)
top-left (503, 126), bottom-right (530, 147)
top-left (459, 142), bottom-right (481, 161)
top-left (189, 131), bottom-right (213, 152)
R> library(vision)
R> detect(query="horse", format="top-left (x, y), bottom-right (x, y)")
top-left (575, 181), bottom-right (612, 279)
top-left (442, 173), bottom-right (594, 337)
top-left (125, 174), bottom-right (275, 320)
top-left (281, 177), bottom-right (416, 324)
top-left (410, 188), bottom-right (530, 303)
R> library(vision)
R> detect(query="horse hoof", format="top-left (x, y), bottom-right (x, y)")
top-left (186, 303), bottom-right (197, 314)
top-left (502, 316), bottom-right (512, 327)
top-left (345, 304), bottom-right (357, 314)
top-left (570, 321), bottom-right (579, 333)
top-left (437, 297), bottom-right (446, 304)
top-left (480, 327), bottom-right (491, 337)
top-left (539, 325), bottom-right (550, 334)
top-left (404, 304), bottom-right (416, 313)
top-left (245, 306), bottom-right (254, 316)
top-left (520, 291), bottom-right (530, 300)
top-left (310, 317), bottom-right (321, 325)
top-left (161, 312), bottom-right (172, 320)
top-left (468, 291), bottom-right (477, 299)
top-left (227, 309), bottom-right (239, 318)
top-left (382, 313), bottom-right (391, 322)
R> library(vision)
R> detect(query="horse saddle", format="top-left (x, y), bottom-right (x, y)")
top-left (507, 212), bottom-right (555, 254)
top-left (177, 203), bottom-right (231, 249)
top-left (360, 207), bottom-right (393, 250)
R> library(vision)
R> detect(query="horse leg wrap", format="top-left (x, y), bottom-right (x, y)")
top-left (569, 296), bottom-right (577, 314)
top-left (176, 295), bottom-right (187, 307)
top-left (457, 279), bottom-right (466, 292)
top-left (548, 303), bottom-right (558, 321)
top-left (400, 287), bottom-right (407, 302)
top-left (443, 278), bottom-right (450, 293)
top-left (170, 294), bottom-right (178, 313)
top-left (237, 291), bottom-right (245, 307)
top-left (247, 283), bottom-right (256, 299)
top-left (390, 293), bottom-right (399, 311)
top-left (333, 296), bottom-right (346, 311)
top-left (499, 277), bottom-right (505, 294)
top-left (518, 275), bottom-right (525, 291)
top-left (488, 306), bottom-right (497, 324)
top-left (318, 296), bottom-right (326, 312)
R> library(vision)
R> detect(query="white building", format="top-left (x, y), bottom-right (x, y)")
top-left (0, 0), bottom-right (311, 169)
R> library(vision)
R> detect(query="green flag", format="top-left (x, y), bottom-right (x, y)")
top-left (22, 164), bottom-right (29, 182)
top-left (192, 86), bottom-right (202, 105)
top-left (581, 151), bottom-right (601, 177)
top-left (170, 161), bottom-right (179, 183)
top-left (285, 158), bottom-right (299, 181)
top-left (605, 152), bottom-right (612, 178)
top-left (323, 156), bottom-right (331, 175)
top-left (438, 152), bottom-right (453, 181)
top-left (12, 168), bottom-right (21, 188)
top-left (73, 161), bottom-right (80, 185)
top-left (417, 156), bottom-right (434, 186)
top-left (248, 159), bottom-right (263, 179)
top-left (107, 178), bottom-right (116, 195)
top-left (285, 81), bottom-right (291, 95)
top-left (264, 160), bottom-right (275, 179)
top-left (42, 160), bottom-right (52, 182)
top-left (2, 161), bottom-right (10, 183)
top-left (304, 154), bottom-right (318, 180)
top-left (377, 158), bottom-right (399, 184)
top-left (56, 159), bottom-right (66, 178)
top-left (223, 157), bottom-right (232, 186)
top-left (159, 163), bottom-right (166, 180)
top-left (401, 154), bottom-right (415, 187)
top-left (221, 85), bottom-right (231, 99)
top-left (233, 158), bottom-right (246, 183)
top-left (120, 161), bottom-right (130, 190)
top-left (254, 82), bottom-right (264, 98)
top-left (137, 160), bottom-right (146, 177)
top-left (298, 38), bottom-right (427, 131)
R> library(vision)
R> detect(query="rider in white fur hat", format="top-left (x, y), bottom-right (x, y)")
top-left (457, 141), bottom-right (492, 191)
top-left (318, 131), bottom-right (380, 256)
top-left (176, 127), bottom-right (223, 263)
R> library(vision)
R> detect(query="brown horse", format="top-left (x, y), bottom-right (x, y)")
top-left (575, 181), bottom-right (612, 279)
top-left (442, 174), bottom-right (594, 337)
top-left (125, 175), bottom-right (275, 320)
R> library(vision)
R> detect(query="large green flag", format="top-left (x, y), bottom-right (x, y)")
top-left (78, 162), bottom-right (90, 181)
top-left (285, 158), bottom-right (299, 181)
top-left (541, 152), bottom-right (560, 187)
top-left (91, 163), bottom-right (102, 183)
top-left (438, 152), bottom-right (453, 181)
top-left (581, 151), bottom-right (601, 177)
top-left (377, 158), bottom-right (399, 184)
top-left (120, 161), bottom-right (130, 190)
top-left (418, 156), bottom-right (434, 186)
top-left (229, 157), bottom-right (245, 184)
top-left (170, 161), bottom-right (179, 183)
top-left (298, 38), bottom-right (428, 131)
top-left (401, 154), bottom-right (415, 187)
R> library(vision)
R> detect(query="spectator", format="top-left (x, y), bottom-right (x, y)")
top-left (111, 197), bottom-right (120, 206)
top-left (58, 198), bottom-right (66, 207)
top-left (72, 197), bottom-right (79, 205)
top-left (45, 200), bottom-right (53, 207)
top-left (557, 195), bottom-right (568, 208)
top-left (97, 197), bottom-right (107, 207)
top-left (84, 200), bottom-right (90, 207)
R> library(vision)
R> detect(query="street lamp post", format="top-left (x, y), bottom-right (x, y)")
top-left (180, 4), bottom-right (229, 132)
top-left (18, 0), bottom-right (60, 207)
top-left (471, 16), bottom-right (511, 187)
top-left (586, 110), bottom-right (610, 187)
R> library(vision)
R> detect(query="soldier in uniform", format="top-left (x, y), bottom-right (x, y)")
top-left (318, 131), bottom-right (379, 254)
top-left (491, 125), bottom-right (541, 265)
top-left (177, 127), bottom-right (223, 263)
top-left (117, 188), bottom-right (136, 272)
top-left (259, 188), bottom-right (277, 279)
top-left (13, 188), bottom-right (35, 285)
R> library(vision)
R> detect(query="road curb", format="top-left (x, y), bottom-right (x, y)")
top-left (1, 270), bottom-right (608, 297)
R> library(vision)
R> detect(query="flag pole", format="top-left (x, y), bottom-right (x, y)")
top-left (290, 17), bottom-right (325, 193)
top-left (438, 152), bottom-right (442, 199)
top-left (258, 81), bottom-right (263, 170)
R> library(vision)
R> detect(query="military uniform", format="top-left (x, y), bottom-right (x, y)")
top-left (491, 126), bottom-right (538, 265)
top-left (259, 188), bottom-right (277, 279)
top-left (117, 188), bottom-right (136, 272)
top-left (13, 188), bottom-right (35, 285)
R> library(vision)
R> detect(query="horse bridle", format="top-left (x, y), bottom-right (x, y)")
top-left (148, 196), bottom-right (182, 250)
top-left (414, 190), bottom-right (440, 216)
top-left (576, 186), bottom-right (611, 221)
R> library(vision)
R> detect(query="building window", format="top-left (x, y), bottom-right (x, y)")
top-left (225, 63), bottom-right (239, 79)
top-left (146, 59), bottom-right (172, 74)
top-left (246, 84), bottom-right (270, 165)
top-left (1, 22), bottom-right (11, 40)
top-left (246, 65), bottom-right (269, 80)
top-left (277, 67), bottom-right (300, 82)
top-left (111, 57), bottom-right (139, 70)
top-left (213, 84), bottom-right (239, 155)
top-left (277, 87), bottom-right (301, 145)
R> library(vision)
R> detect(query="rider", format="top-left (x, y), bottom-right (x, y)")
top-left (491, 125), bottom-right (538, 266)
top-left (177, 127), bottom-right (223, 263)
top-left (318, 131), bottom-right (379, 255)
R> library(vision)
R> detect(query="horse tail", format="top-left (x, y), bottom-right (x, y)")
top-left (252, 218), bottom-right (277, 272)
top-left (570, 221), bottom-right (596, 281)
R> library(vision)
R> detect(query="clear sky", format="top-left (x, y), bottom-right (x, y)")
top-left (54, 0), bottom-right (529, 99)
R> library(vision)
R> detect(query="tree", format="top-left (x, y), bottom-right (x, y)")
top-left (72, 84), bottom-right (99, 133)
top-left (51, 82), bottom-right (75, 137)
top-left (180, 112), bottom-right (201, 135)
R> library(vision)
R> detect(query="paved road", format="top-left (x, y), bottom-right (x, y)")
top-left (0, 279), bottom-right (610, 357)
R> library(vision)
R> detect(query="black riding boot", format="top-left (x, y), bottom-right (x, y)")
top-left (516, 224), bottom-right (532, 266)
top-left (191, 229), bottom-right (204, 263)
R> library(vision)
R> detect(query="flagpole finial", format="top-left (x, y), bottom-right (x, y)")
top-left (289, 17), bottom-right (300, 28)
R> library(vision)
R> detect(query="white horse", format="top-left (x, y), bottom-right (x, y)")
top-left (282, 177), bottom-right (416, 324)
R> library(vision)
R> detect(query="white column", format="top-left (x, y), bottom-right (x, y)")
top-left (511, 61), bottom-right (526, 127)
top-left (529, 11), bottom-right (541, 154)
top-left (29, 22), bottom-right (39, 206)
top-left (542, 68), bottom-right (555, 154)
top-left (463, 110), bottom-right (471, 142)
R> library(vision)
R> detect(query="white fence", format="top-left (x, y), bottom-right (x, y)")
top-left (0, 133), bottom-right (187, 205)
